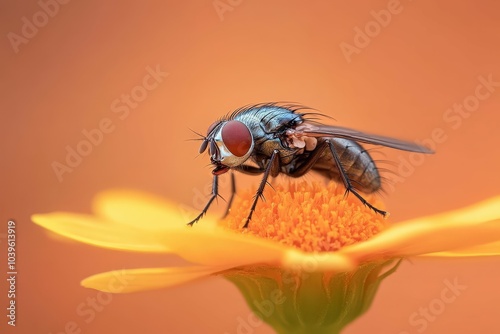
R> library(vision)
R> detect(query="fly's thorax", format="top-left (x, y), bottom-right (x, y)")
top-left (234, 105), bottom-right (304, 134)
top-left (233, 107), bottom-right (306, 165)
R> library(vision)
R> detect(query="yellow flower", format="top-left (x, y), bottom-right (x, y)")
top-left (32, 181), bottom-right (500, 333)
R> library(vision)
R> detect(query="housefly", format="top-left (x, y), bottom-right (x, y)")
top-left (189, 103), bottom-right (433, 228)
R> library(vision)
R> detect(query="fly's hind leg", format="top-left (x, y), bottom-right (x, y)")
top-left (325, 140), bottom-right (387, 217)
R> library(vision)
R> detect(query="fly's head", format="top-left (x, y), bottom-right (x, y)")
top-left (199, 120), bottom-right (254, 175)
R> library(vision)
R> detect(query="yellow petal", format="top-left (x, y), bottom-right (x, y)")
top-left (339, 196), bottom-right (500, 262)
top-left (425, 195), bottom-right (500, 224)
top-left (81, 266), bottom-right (230, 293)
top-left (423, 241), bottom-right (500, 257)
top-left (33, 211), bottom-right (355, 272)
top-left (92, 189), bottom-right (212, 230)
top-left (32, 213), bottom-right (168, 252)
top-left (152, 224), bottom-right (355, 271)
top-left (155, 224), bottom-right (287, 266)
top-left (282, 249), bottom-right (356, 272)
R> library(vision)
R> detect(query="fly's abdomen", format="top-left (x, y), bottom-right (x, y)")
top-left (312, 138), bottom-right (381, 193)
top-left (333, 138), bottom-right (380, 193)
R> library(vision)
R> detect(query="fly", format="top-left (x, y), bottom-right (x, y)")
top-left (188, 103), bottom-right (433, 228)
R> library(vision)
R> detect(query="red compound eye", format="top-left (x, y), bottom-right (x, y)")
top-left (221, 120), bottom-right (252, 157)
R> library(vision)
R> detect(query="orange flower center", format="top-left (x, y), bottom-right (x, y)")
top-left (219, 181), bottom-right (389, 252)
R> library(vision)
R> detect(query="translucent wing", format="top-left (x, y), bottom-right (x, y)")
top-left (295, 122), bottom-right (434, 153)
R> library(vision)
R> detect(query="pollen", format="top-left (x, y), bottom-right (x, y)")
top-left (219, 181), bottom-right (389, 252)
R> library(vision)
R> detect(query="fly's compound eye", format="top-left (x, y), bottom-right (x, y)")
top-left (221, 120), bottom-right (253, 157)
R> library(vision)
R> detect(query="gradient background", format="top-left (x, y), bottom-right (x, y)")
top-left (2, 1), bottom-right (500, 333)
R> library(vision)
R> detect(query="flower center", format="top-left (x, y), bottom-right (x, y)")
top-left (219, 180), bottom-right (389, 252)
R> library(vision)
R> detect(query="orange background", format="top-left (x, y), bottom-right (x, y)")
top-left (2, 1), bottom-right (500, 333)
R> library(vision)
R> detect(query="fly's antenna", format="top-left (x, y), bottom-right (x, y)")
top-left (186, 128), bottom-right (210, 154)
top-left (187, 128), bottom-right (206, 141)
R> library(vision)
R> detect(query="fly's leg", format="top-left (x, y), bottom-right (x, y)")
top-left (287, 141), bottom-right (330, 177)
top-left (243, 150), bottom-right (280, 228)
top-left (222, 171), bottom-right (236, 218)
top-left (326, 140), bottom-right (387, 217)
top-left (187, 175), bottom-right (220, 226)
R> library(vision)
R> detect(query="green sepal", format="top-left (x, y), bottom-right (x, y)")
top-left (224, 259), bottom-right (402, 334)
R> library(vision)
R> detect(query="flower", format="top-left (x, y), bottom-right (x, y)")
top-left (32, 181), bottom-right (500, 333)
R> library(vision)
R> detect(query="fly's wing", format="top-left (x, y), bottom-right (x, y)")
top-left (295, 122), bottom-right (434, 153)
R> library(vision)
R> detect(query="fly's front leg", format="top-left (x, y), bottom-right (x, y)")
top-left (187, 175), bottom-right (220, 226)
top-left (222, 172), bottom-right (236, 218)
top-left (243, 150), bottom-right (280, 228)
top-left (326, 140), bottom-right (387, 217)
